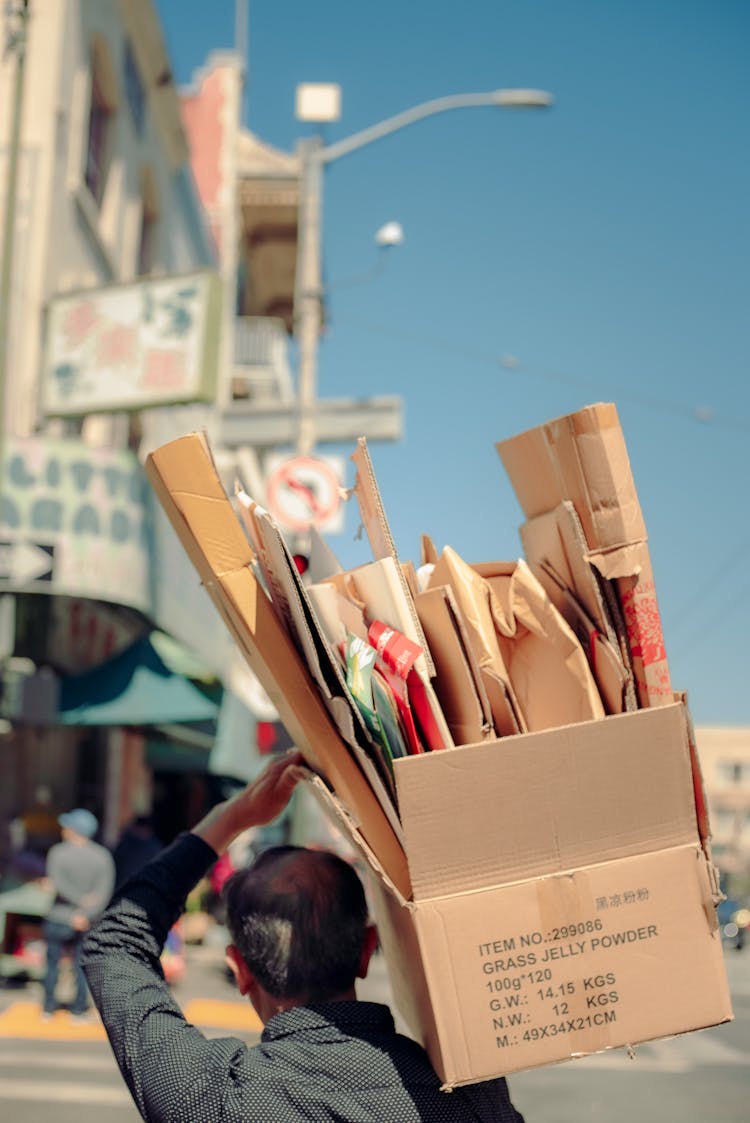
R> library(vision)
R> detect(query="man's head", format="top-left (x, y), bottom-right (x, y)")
top-left (223, 845), bottom-right (376, 1018)
top-left (58, 808), bottom-right (98, 842)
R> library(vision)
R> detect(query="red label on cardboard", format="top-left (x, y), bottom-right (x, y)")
top-left (368, 619), bottom-right (422, 680)
top-left (620, 582), bottom-right (667, 666)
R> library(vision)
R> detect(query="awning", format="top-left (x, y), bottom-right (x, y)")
top-left (57, 634), bottom-right (221, 727)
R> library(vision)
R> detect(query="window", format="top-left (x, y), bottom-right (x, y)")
top-left (717, 760), bottom-right (750, 786)
top-left (124, 40), bottom-right (146, 135)
top-left (137, 166), bottom-right (159, 275)
top-left (712, 806), bottom-right (736, 834)
top-left (85, 37), bottom-right (117, 207)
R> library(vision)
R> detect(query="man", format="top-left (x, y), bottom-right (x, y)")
top-left (42, 807), bottom-right (115, 1019)
top-left (83, 752), bottom-right (526, 1122)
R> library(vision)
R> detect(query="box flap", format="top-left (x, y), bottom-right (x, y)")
top-left (145, 432), bottom-right (411, 900)
top-left (394, 703), bottom-right (698, 901)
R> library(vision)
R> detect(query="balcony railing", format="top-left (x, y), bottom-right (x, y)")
top-left (232, 317), bottom-right (294, 403)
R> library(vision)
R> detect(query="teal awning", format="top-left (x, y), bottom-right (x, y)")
top-left (58, 634), bottom-right (220, 727)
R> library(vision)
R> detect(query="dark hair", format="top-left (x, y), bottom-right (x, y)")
top-left (224, 846), bottom-right (368, 1002)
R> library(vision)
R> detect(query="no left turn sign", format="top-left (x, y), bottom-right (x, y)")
top-left (265, 455), bottom-right (345, 533)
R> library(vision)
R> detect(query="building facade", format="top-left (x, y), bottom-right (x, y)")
top-left (694, 725), bottom-right (750, 895)
top-left (0, 0), bottom-right (235, 873)
top-left (0, 3), bottom-right (397, 888)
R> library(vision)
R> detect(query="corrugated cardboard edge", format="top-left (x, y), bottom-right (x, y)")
top-left (351, 437), bottom-right (435, 678)
top-left (144, 431), bottom-right (411, 901)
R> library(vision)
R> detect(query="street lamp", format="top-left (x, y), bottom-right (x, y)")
top-left (293, 84), bottom-right (553, 457)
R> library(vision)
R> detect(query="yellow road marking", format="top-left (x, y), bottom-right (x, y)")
top-left (0, 998), bottom-right (262, 1039)
top-left (183, 998), bottom-right (262, 1031)
top-left (0, 1002), bottom-right (105, 1041)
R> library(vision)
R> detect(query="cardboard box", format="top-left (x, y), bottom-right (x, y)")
top-left (368, 701), bottom-right (731, 1085)
top-left (145, 430), bottom-right (732, 1088)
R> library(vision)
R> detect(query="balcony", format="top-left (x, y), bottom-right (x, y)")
top-left (231, 317), bottom-right (294, 404)
top-left (219, 316), bottom-right (403, 451)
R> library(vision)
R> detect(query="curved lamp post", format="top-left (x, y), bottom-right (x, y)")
top-left (293, 86), bottom-right (553, 456)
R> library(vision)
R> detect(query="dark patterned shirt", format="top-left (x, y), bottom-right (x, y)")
top-left (83, 832), bottom-right (525, 1123)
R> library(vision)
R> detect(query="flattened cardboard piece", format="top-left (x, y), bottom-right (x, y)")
top-left (414, 585), bottom-right (494, 746)
top-left (555, 501), bottom-right (620, 645)
top-left (307, 525), bottom-right (344, 583)
top-left (496, 402), bottom-right (647, 552)
top-left (394, 702), bottom-right (699, 901)
top-left (351, 438), bottom-right (435, 678)
top-left (305, 581), bottom-right (349, 652)
top-left (402, 844), bottom-right (731, 1086)
top-left (235, 491), bottom-right (401, 824)
top-left (339, 558), bottom-right (432, 679)
top-left (420, 533), bottom-right (439, 566)
top-left (316, 557), bottom-right (455, 752)
top-left (427, 547), bottom-right (524, 736)
top-left (517, 508), bottom-right (636, 716)
top-left (474, 558), bottom-right (606, 732)
top-left (400, 560), bottom-right (419, 598)
top-left (583, 547), bottom-right (672, 709)
top-left (498, 404), bottom-right (671, 708)
top-left (145, 432), bottom-right (410, 899)
top-left (550, 577), bottom-right (635, 715)
top-left (615, 564), bottom-right (673, 709)
top-left (518, 508), bottom-right (573, 617)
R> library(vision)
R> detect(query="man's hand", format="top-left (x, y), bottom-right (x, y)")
top-left (192, 751), bottom-right (307, 855)
top-left (71, 912), bottom-right (90, 932)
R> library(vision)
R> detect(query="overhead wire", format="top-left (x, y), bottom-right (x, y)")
top-left (332, 312), bottom-right (750, 659)
top-left (334, 314), bottom-right (750, 432)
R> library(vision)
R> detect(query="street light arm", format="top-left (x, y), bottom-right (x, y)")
top-left (320, 88), bottom-right (553, 165)
top-left (294, 84), bottom-right (553, 457)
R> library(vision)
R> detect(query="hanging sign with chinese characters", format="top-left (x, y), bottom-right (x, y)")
top-left (40, 270), bottom-right (222, 415)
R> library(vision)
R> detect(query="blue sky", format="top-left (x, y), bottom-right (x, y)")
top-left (156, 1), bottom-right (749, 726)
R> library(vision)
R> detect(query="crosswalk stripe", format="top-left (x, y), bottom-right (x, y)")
top-left (0, 1077), bottom-right (131, 1105)
top-left (0, 1048), bottom-right (115, 1069)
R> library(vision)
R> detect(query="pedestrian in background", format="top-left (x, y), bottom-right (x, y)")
top-left (41, 808), bottom-right (115, 1020)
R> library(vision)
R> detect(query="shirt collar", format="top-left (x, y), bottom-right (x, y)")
top-left (262, 1000), bottom-right (395, 1043)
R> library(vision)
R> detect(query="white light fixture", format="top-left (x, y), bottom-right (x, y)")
top-left (375, 221), bottom-right (404, 247)
top-left (295, 83), bottom-right (342, 123)
top-left (491, 88), bottom-right (554, 108)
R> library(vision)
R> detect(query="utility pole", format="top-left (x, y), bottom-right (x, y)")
top-left (291, 84), bottom-right (553, 461)
top-left (0, 0), bottom-right (30, 472)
